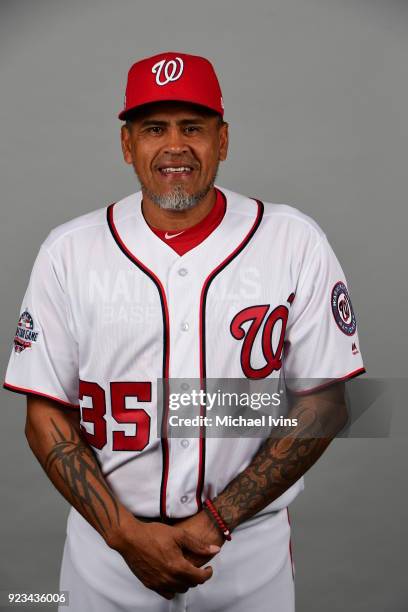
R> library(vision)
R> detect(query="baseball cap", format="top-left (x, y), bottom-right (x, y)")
top-left (118, 52), bottom-right (224, 120)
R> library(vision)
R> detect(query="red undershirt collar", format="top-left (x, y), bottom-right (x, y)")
top-left (147, 188), bottom-right (226, 256)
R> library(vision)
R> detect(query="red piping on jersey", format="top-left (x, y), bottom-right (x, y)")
top-left (107, 203), bottom-right (171, 520)
top-left (3, 382), bottom-right (79, 409)
top-left (288, 367), bottom-right (366, 396)
top-left (196, 197), bottom-right (264, 510)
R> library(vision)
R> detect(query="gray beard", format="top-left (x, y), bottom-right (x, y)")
top-left (139, 172), bottom-right (218, 211)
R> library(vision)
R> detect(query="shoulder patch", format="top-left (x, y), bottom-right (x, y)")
top-left (13, 309), bottom-right (40, 353)
top-left (331, 282), bottom-right (357, 336)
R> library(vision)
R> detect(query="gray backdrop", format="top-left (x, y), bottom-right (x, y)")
top-left (1, 0), bottom-right (407, 610)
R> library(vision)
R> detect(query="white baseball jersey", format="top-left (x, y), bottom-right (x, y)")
top-left (4, 186), bottom-right (365, 520)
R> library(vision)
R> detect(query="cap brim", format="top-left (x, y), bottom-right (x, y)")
top-left (118, 98), bottom-right (223, 121)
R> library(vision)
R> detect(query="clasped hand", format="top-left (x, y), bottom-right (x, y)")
top-left (111, 510), bottom-right (225, 600)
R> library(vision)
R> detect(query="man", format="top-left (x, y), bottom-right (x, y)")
top-left (4, 52), bottom-right (365, 611)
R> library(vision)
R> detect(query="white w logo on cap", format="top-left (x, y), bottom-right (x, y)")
top-left (152, 57), bottom-right (184, 86)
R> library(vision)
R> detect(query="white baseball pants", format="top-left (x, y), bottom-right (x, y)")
top-left (59, 508), bottom-right (295, 612)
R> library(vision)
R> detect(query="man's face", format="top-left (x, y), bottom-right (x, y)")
top-left (121, 101), bottom-right (229, 210)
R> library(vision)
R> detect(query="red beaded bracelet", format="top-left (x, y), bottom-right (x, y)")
top-left (204, 499), bottom-right (232, 541)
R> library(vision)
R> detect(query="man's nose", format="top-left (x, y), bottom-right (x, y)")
top-left (163, 126), bottom-right (189, 154)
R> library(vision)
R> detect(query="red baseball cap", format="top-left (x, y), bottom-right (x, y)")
top-left (118, 52), bottom-right (224, 120)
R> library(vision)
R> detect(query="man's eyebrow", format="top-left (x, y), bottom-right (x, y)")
top-left (177, 117), bottom-right (207, 125)
top-left (139, 117), bottom-right (208, 127)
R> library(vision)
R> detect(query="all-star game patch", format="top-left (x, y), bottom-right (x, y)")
top-left (331, 282), bottom-right (357, 336)
top-left (14, 309), bottom-right (40, 353)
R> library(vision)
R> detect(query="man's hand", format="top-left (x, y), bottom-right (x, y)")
top-left (177, 510), bottom-right (225, 568)
top-left (108, 516), bottom-right (220, 600)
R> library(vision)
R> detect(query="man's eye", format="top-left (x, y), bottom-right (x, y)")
top-left (184, 126), bottom-right (200, 133)
top-left (148, 126), bottom-right (163, 134)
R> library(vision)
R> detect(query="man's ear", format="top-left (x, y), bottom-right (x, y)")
top-left (219, 122), bottom-right (229, 162)
top-left (121, 124), bottom-right (133, 165)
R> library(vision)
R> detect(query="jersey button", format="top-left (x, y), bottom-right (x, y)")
top-left (181, 439), bottom-right (190, 448)
top-left (180, 495), bottom-right (189, 504)
top-left (181, 322), bottom-right (189, 332)
top-left (178, 268), bottom-right (188, 276)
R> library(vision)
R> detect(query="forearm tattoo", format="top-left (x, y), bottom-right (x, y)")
top-left (214, 399), bottom-right (342, 530)
top-left (44, 418), bottom-right (120, 535)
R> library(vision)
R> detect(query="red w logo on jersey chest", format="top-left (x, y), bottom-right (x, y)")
top-left (230, 303), bottom-right (289, 379)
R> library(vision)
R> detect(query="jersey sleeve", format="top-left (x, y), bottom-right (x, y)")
top-left (3, 245), bottom-right (79, 408)
top-left (283, 234), bottom-right (365, 392)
